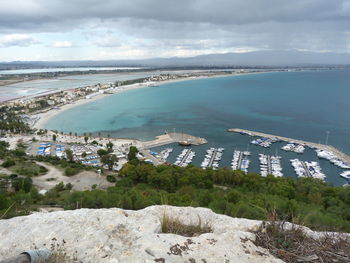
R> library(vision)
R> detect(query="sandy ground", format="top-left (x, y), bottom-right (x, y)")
top-left (32, 162), bottom-right (114, 191)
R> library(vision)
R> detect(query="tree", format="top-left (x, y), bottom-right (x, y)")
top-left (52, 134), bottom-right (57, 142)
top-left (106, 141), bottom-right (114, 152)
top-left (84, 136), bottom-right (89, 144)
top-left (128, 146), bottom-right (139, 161)
top-left (82, 152), bottom-right (87, 158)
top-left (65, 149), bottom-right (74, 162)
top-left (12, 177), bottom-right (32, 193)
top-left (97, 149), bottom-right (109, 157)
top-left (101, 154), bottom-right (118, 170)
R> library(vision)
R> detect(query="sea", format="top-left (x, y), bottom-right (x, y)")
top-left (44, 70), bottom-right (350, 186)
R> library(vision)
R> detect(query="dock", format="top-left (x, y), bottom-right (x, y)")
top-left (236, 152), bottom-right (243, 169)
top-left (141, 132), bottom-right (207, 149)
top-left (228, 128), bottom-right (350, 164)
top-left (301, 161), bottom-right (313, 177)
top-left (207, 149), bottom-right (218, 167)
top-left (266, 155), bottom-right (272, 175)
top-left (178, 149), bottom-right (192, 167)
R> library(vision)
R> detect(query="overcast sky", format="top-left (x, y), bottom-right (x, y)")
top-left (0, 0), bottom-right (349, 61)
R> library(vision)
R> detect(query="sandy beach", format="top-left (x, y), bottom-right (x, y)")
top-left (32, 72), bottom-right (252, 129)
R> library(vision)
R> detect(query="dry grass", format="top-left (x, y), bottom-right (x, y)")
top-left (254, 221), bottom-right (350, 263)
top-left (161, 211), bottom-right (212, 237)
top-left (45, 251), bottom-right (72, 263)
top-left (36, 242), bottom-right (75, 263)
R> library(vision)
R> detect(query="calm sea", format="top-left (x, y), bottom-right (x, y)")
top-left (45, 70), bottom-right (350, 186)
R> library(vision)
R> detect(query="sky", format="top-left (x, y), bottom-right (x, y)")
top-left (0, 0), bottom-right (349, 61)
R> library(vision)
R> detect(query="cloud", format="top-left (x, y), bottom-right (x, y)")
top-left (0, 34), bottom-right (39, 47)
top-left (92, 36), bottom-right (121, 47)
top-left (0, 0), bottom-right (349, 59)
top-left (52, 40), bottom-right (74, 48)
top-left (0, 0), bottom-right (349, 31)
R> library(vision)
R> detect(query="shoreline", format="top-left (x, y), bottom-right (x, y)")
top-left (32, 71), bottom-right (267, 130)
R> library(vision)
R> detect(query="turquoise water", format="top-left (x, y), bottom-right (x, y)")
top-left (45, 70), bottom-right (350, 186)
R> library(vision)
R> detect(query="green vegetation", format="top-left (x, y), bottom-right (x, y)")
top-left (0, 106), bottom-right (30, 133)
top-left (0, 142), bottom-right (47, 177)
top-left (100, 154), bottom-right (118, 170)
top-left (106, 175), bottom-right (117, 183)
top-left (2, 159), bottom-right (15, 168)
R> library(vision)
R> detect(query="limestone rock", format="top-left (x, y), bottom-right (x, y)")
top-left (0, 205), bottom-right (284, 263)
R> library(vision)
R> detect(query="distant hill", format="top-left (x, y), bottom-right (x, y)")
top-left (1, 50), bottom-right (350, 70)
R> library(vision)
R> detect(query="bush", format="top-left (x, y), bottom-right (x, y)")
top-left (161, 211), bottom-right (212, 237)
top-left (106, 175), bottom-right (116, 183)
top-left (64, 167), bottom-right (79, 176)
top-left (254, 222), bottom-right (350, 263)
top-left (2, 159), bottom-right (15, 168)
top-left (116, 177), bottom-right (133, 187)
top-left (39, 165), bottom-right (48, 174)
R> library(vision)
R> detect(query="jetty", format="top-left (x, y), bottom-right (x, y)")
top-left (141, 132), bottom-right (207, 149)
top-left (228, 128), bottom-right (350, 164)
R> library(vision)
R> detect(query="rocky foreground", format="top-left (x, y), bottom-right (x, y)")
top-left (0, 205), bottom-right (320, 262)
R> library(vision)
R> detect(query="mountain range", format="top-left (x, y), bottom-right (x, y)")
top-left (1, 50), bottom-right (349, 70)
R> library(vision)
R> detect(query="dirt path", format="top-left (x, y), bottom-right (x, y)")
top-left (32, 162), bottom-right (114, 191)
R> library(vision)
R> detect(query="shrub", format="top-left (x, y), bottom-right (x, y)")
top-left (39, 165), bottom-right (48, 174)
top-left (106, 175), bottom-right (116, 183)
top-left (160, 211), bottom-right (212, 237)
top-left (64, 167), bottom-right (79, 176)
top-left (2, 159), bottom-right (15, 168)
top-left (254, 222), bottom-right (350, 263)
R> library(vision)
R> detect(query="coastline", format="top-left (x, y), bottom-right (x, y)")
top-left (32, 71), bottom-right (267, 130)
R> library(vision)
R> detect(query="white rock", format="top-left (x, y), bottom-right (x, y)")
top-left (0, 205), bottom-right (284, 262)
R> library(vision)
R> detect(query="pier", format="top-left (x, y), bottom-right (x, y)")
top-left (178, 149), bottom-right (192, 167)
top-left (236, 152), bottom-right (243, 169)
top-left (208, 149), bottom-right (218, 167)
top-left (301, 161), bottom-right (313, 177)
top-left (266, 155), bottom-right (272, 175)
top-left (228, 128), bottom-right (350, 164)
top-left (141, 132), bottom-right (207, 149)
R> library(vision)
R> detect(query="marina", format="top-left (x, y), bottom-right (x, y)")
top-left (290, 159), bottom-right (325, 181)
top-left (281, 143), bottom-right (305, 154)
top-left (259, 154), bottom-right (283, 177)
top-left (200, 147), bottom-right (224, 169)
top-left (316, 149), bottom-right (350, 169)
top-left (251, 137), bottom-right (280, 148)
top-left (231, 150), bottom-right (250, 173)
top-left (340, 170), bottom-right (350, 180)
top-left (159, 148), bottom-right (173, 162)
top-left (174, 148), bottom-right (196, 167)
top-left (229, 128), bottom-right (350, 166)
